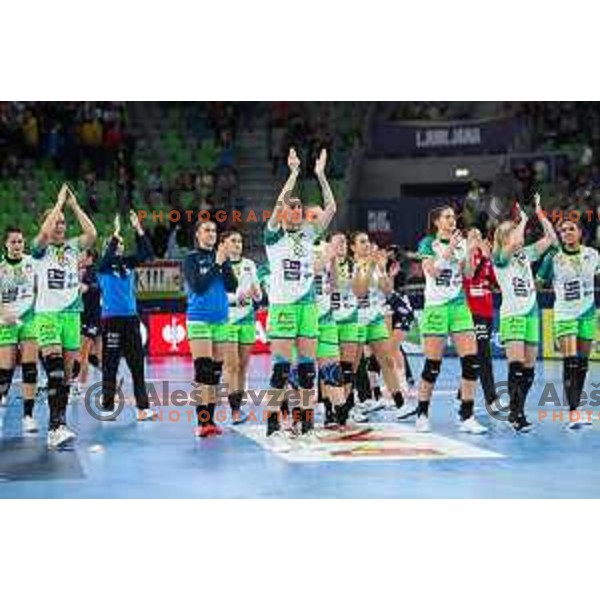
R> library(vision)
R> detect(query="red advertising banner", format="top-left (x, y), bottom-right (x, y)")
top-left (148, 310), bottom-right (270, 356)
top-left (148, 313), bottom-right (191, 356)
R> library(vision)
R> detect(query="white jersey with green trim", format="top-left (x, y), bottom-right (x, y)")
top-left (0, 256), bottom-right (36, 319)
top-left (228, 257), bottom-right (260, 323)
top-left (492, 245), bottom-right (539, 318)
top-left (538, 245), bottom-right (600, 320)
top-left (264, 222), bottom-right (319, 304)
top-left (418, 235), bottom-right (467, 306)
top-left (332, 258), bottom-right (356, 323)
top-left (33, 238), bottom-right (83, 313)
top-left (356, 262), bottom-right (387, 325)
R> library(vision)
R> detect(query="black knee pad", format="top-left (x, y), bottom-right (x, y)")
top-left (270, 361), bottom-right (291, 389)
top-left (461, 354), bottom-right (480, 381)
top-left (211, 360), bottom-right (223, 386)
top-left (367, 354), bottom-right (381, 374)
top-left (194, 357), bottom-right (214, 385)
top-left (340, 361), bottom-right (355, 386)
top-left (0, 367), bottom-right (15, 395)
top-left (42, 354), bottom-right (65, 384)
top-left (319, 362), bottom-right (343, 387)
top-left (21, 362), bottom-right (38, 385)
top-left (298, 361), bottom-right (316, 390)
top-left (421, 359), bottom-right (442, 384)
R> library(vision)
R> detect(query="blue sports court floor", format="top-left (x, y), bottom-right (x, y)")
top-left (1, 355), bottom-right (600, 498)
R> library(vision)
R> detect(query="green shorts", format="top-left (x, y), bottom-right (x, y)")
top-left (268, 302), bottom-right (319, 340)
top-left (317, 320), bottom-right (340, 360)
top-left (554, 310), bottom-right (596, 341)
top-left (336, 321), bottom-right (360, 344)
top-left (357, 316), bottom-right (389, 344)
top-left (222, 322), bottom-right (257, 345)
top-left (0, 312), bottom-right (38, 347)
top-left (420, 298), bottom-right (474, 337)
top-left (187, 321), bottom-right (229, 343)
top-left (500, 310), bottom-right (540, 345)
top-left (36, 312), bottom-right (81, 351)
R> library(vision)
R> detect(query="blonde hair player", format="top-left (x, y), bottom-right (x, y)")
top-left (492, 193), bottom-right (556, 432)
top-left (33, 183), bottom-right (97, 448)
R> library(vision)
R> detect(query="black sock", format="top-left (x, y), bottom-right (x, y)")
top-left (323, 398), bottom-right (334, 421)
top-left (196, 404), bottom-right (210, 426)
top-left (71, 360), bottom-right (81, 380)
top-left (563, 357), bottom-right (580, 411)
top-left (301, 408), bottom-right (314, 434)
top-left (48, 389), bottom-right (61, 430)
top-left (459, 399), bottom-right (474, 421)
top-left (373, 386), bottom-right (382, 401)
top-left (89, 355), bottom-right (101, 369)
top-left (417, 401), bottom-right (429, 417)
top-left (23, 399), bottom-right (34, 418)
top-left (335, 403), bottom-right (348, 426)
top-left (267, 412), bottom-right (280, 436)
top-left (228, 391), bottom-right (243, 413)
top-left (576, 357), bottom-right (589, 405)
top-left (392, 390), bottom-right (404, 409)
top-left (207, 403), bottom-right (216, 425)
top-left (59, 384), bottom-right (69, 426)
top-left (520, 367), bottom-right (534, 415)
top-left (508, 361), bottom-right (524, 421)
top-left (345, 390), bottom-right (355, 410)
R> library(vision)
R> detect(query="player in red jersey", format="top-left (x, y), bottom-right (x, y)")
top-left (462, 228), bottom-right (499, 408)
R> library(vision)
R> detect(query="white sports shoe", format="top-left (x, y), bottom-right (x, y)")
top-left (362, 398), bottom-right (387, 413)
top-left (567, 411), bottom-right (593, 429)
top-left (47, 425), bottom-right (77, 449)
top-left (267, 430), bottom-right (291, 453)
top-left (349, 406), bottom-right (369, 423)
top-left (298, 428), bottom-right (321, 447)
top-left (415, 415), bottom-right (431, 433)
top-left (395, 403), bottom-right (418, 421)
top-left (22, 416), bottom-right (39, 434)
top-left (137, 408), bottom-right (158, 422)
top-left (459, 416), bottom-right (488, 435)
